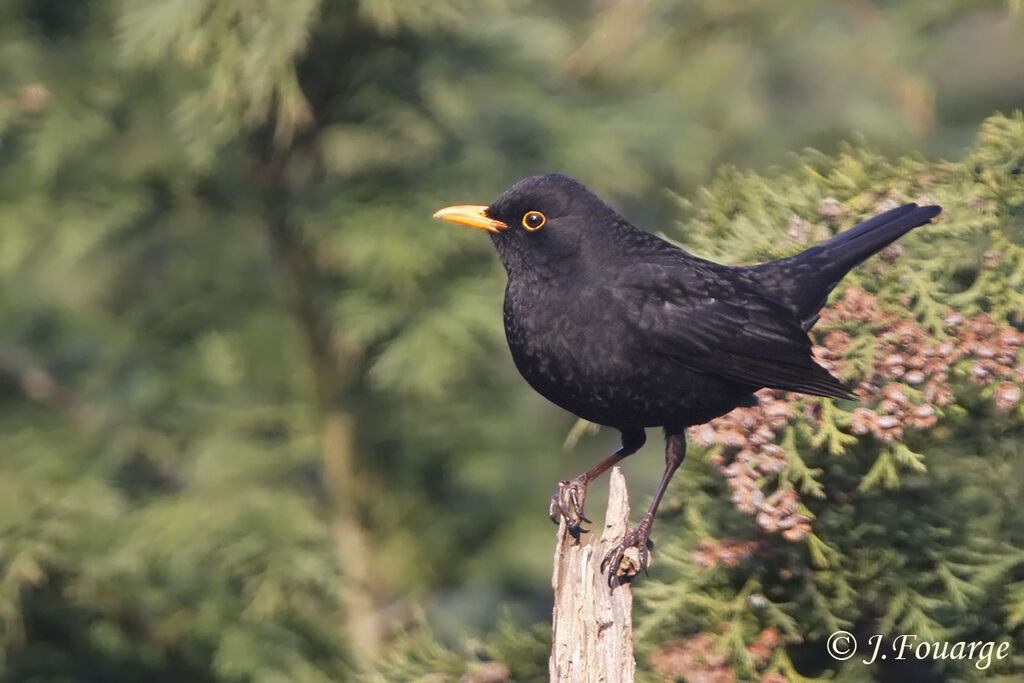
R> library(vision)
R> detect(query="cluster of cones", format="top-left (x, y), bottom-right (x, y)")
top-left (650, 628), bottom-right (785, 683)
top-left (689, 287), bottom-right (1023, 549)
top-left (691, 390), bottom-right (813, 542)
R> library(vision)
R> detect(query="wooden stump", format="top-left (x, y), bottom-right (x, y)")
top-left (549, 467), bottom-right (635, 683)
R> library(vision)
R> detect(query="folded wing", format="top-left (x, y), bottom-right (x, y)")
top-left (631, 269), bottom-right (854, 399)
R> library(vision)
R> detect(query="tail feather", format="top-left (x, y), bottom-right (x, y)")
top-left (810, 204), bottom-right (940, 273)
top-left (752, 203), bottom-right (941, 326)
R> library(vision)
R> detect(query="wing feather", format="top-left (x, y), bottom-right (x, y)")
top-left (628, 264), bottom-right (854, 399)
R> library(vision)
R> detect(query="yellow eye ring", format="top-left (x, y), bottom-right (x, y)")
top-left (522, 211), bottom-right (546, 231)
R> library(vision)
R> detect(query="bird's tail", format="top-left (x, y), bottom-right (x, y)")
top-left (751, 203), bottom-right (941, 327)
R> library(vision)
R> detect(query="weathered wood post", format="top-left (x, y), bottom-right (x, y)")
top-left (550, 466), bottom-right (636, 682)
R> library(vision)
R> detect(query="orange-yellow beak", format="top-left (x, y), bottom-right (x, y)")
top-left (432, 205), bottom-right (508, 233)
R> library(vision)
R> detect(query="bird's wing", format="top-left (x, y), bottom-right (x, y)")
top-left (626, 263), bottom-right (854, 399)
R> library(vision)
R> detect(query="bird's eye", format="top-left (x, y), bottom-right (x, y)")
top-left (522, 211), bottom-right (546, 231)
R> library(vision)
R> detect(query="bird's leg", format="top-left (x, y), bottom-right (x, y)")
top-left (602, 431), bottom-right (686, 583)
top-left (549, 428), bottom-right (645, 540)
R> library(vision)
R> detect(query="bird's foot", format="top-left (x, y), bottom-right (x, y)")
top-left (549, 477), bottom-right (591, 540)
top-left (601, 517), bottom-right (653, 585)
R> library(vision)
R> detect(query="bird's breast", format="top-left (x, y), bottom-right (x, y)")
top-left (502, 275), bottom-right (656, 423)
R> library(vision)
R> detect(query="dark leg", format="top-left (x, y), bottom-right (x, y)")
top-left (549, 428), bottom-right (646, 539)
top-left (601, 430), bottom-right (686, 583)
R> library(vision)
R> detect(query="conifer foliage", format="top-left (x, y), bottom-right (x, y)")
top-left (378, 114), bottom-right (1024, 682)
top-left (0, 0), bottom-right (1022, 681)
top-left (635, 113), bottom-right (1024, 682)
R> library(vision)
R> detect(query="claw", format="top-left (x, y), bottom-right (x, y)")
top-left (568, 486), bottom-right (591, 523)
top-left (549, 478), bottom-right (591, 538)
top-left (601, 522), bottom-right (654, 586)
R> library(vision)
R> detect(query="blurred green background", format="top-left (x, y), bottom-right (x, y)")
top-left (1, 1), bottom-right (1023, 681)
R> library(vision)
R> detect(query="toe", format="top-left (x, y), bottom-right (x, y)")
top-left (549, 479), bottom-right (590, 531)
top-left (602, 528), bottom-right (654, 584)
top-left (568, 486), bottom-right (591, 524)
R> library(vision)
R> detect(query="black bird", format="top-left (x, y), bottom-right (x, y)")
top-left (434, 174), bottom-right (940, 581)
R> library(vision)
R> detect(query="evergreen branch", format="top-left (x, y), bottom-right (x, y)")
top-left (780, 426), bottom-right (825, 497)
top-left (1006, 582), bottom-right (1024, 629)
top-left (806, 400), bottom-right (857, 456)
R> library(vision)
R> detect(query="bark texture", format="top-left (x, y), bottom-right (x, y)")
top-left (550, 467), bottom-right (636, 683)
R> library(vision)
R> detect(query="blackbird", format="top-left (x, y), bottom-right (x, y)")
top-left (434, 174), bottom-right (940, 582)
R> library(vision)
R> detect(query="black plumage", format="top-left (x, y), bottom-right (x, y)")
top-left (434, 174), bottom-right (940, 581)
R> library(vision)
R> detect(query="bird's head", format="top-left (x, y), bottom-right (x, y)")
top-left (433, 174), bottom-right (622, 275)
